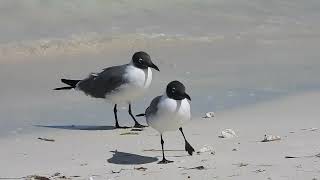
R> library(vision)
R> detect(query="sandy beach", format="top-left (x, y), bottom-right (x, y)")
top-left (1, 1), bottom-right (320, 179)
top-left (0, 91), bottom-right (319, 179)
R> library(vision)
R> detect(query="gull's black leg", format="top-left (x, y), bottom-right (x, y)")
top-left (114, 104), bottom-right (120, 128)
top-left (158, 134), bottom-right (173, 164)
top-left (128, 103), bottom-right (147, 128)
top-left (179, 127), bottom-right (195, 155)
top-left (113, 104), bottom-right (129, 129)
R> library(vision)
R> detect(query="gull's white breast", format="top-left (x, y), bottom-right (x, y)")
top-left (107, 65), bottom-right (152, 104)
top-left (147, 95), bottom-right (191, 133)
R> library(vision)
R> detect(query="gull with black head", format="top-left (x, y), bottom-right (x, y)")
top-left (54, 51), bottom-right (160, 128)
top-left (137, 80), bottom-right (195, 164)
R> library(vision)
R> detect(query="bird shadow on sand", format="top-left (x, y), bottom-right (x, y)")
top-left (34, 125), bottom-right (115, 131)
top-left (107, 150), bottom-right (158, 165)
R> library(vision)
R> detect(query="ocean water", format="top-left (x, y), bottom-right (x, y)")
top-left (0, 0), bottom-right (320, 137)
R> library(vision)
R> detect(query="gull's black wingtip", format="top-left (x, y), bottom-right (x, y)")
top-left (53, 86), bottom-right (73, 90)
top-left (136, 113), bottom-right (146, 117)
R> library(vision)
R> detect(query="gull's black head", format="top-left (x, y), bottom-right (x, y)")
top-left (132, 51), bottom-right (159, 71)
top-left (166, 80), bottom-right (191, 101)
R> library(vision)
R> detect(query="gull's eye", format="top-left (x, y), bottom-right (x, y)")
top-left (138, 58), bottom-right (143, 63)
top-left (171, 87), bottom-right (176, 93)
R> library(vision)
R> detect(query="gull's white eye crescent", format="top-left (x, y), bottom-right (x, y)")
top-left (138, 58), bottom-right (143, 63)
top-left (172, 87), bottom-right (176, 93)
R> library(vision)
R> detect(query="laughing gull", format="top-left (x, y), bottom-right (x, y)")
top-left (54, 51), bottom-right (160, 128)
top-left (137, 80), bottom-right (195, 164)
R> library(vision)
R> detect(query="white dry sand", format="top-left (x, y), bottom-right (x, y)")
top-left (0, 91), bottom-right (319, 180)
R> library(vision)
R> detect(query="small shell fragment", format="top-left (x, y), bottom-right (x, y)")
top-left (203, 112), bottom-right (215, 118)
top-left (220, 129), bottom-right (237, 138)
top-left (197, 145), bottom-right (215, 155)
top-left (261, 134), bottom-right (281, 142)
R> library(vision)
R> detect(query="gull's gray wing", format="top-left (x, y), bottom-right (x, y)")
top-left (77, 65), bottom-right (128, 98)
top-left (145, 96), bottom-right (162, 117)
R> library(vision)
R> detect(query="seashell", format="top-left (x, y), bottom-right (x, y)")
top-left (197, 145), bottom-right (215, 155)
top-left (203, 112), bottom-right (215, 118)
top-left (261, 134), bottom-right (281, 142)
top-left (220, 129), bottom-right (237, 138)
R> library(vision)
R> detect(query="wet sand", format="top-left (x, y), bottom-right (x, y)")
top-left (1, 35), bottom-right (320, 137)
